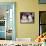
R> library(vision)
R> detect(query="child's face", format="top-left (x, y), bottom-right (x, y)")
top-left (28, 15), bottom-right (32, 19)
top-left (22, 15), bottom-right (27, 20)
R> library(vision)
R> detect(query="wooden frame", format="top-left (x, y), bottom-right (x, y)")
top-left (20, 12), bottom-right (34, 24)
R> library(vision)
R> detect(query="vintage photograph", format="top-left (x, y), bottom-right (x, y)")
top-left (20, 12), bottom-right (34, 24)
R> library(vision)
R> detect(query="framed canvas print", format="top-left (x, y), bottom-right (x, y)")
top-left (0, 2), bottom-right (16, 40)
top-left (39, 0), bottom-right (46, 4)
top-left (20, 12), bottom-right (34, 24)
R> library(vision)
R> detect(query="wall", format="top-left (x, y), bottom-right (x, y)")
top-left (16, 0), bottom-right (39, 40)
top-left (0, 0), bottom-right (46, 40)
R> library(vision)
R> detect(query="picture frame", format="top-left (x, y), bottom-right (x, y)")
top-left (20, 12), bottom-right (34, 24)
top-left (39, 0), bottom-right (46, 4)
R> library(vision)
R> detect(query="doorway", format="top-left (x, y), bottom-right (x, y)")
top-left (39, 11), bottom-right (46, 35)
top-left (0, 2), bottom-right (16, 40)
